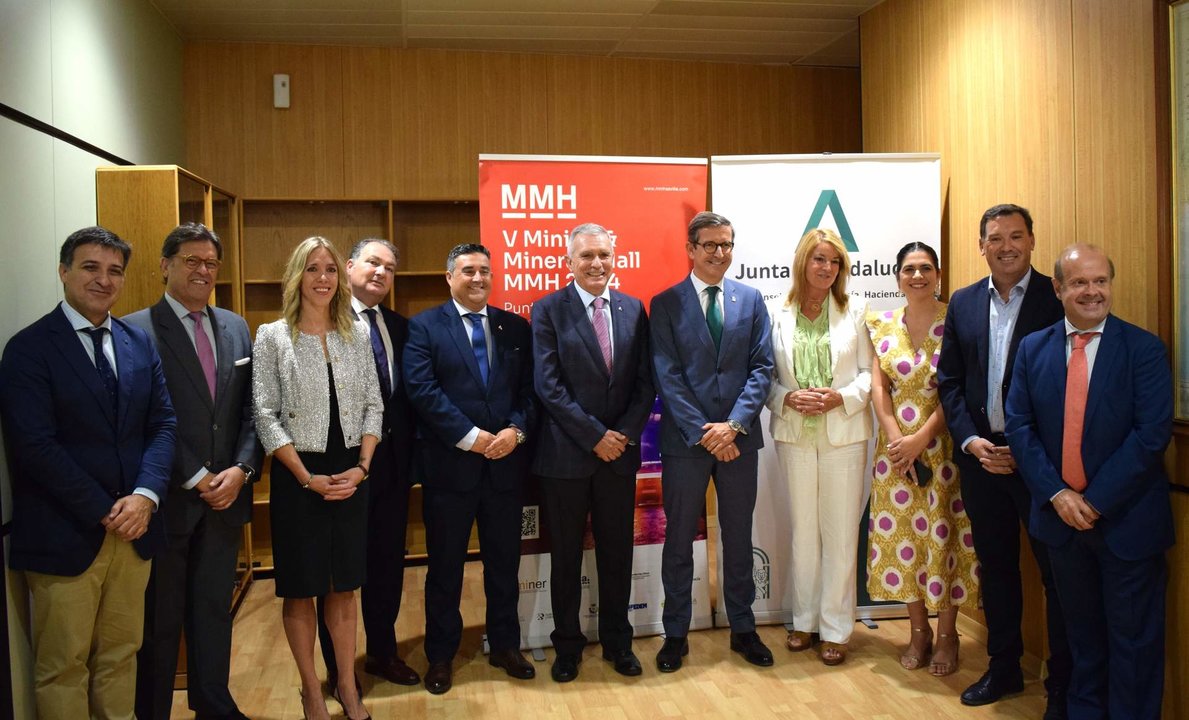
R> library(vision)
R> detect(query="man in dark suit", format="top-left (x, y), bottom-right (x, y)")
top-left (0, 226), bottom-right (176, 719)
top-left (316, 238), bottom-right (420, 694)
top-left (531, 223), bottom-right (655, 682)
top-left (403, 243), bottom-right (537, 695)
top-left (937, 203), bottom-right (1071, 717)
top-left (1006, 244), bottom-right (1173, 720)
top-left (649, 211), bottom-right (774, 672)
top-left (125, 223), bottom-right (260, 720)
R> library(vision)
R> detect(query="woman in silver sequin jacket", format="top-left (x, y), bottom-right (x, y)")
top-left (252, 236), bottom-right (382, 720)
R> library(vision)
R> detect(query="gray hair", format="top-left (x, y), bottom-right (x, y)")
top-left (349, 237), bottom-right (400, 264)
top-left (567, 223), bottom-right (615, 255)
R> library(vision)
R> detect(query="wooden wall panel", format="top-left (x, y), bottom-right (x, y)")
top-left (1071, 0), bottom-right (1158, 329)
top-left (186, 44), bottom-right (860, 200)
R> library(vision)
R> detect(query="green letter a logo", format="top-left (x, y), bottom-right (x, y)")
top-left (803, 190), bottom-right (858, 252)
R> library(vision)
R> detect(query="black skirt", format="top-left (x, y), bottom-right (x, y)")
top-left (270, 366), bottom-right (368, 598)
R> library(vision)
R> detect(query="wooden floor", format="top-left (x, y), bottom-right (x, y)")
top-left (171, 563), bottom-right (1050, 720)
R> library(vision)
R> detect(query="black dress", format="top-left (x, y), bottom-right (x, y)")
top-left (270, 365), bottom-right (368, 598)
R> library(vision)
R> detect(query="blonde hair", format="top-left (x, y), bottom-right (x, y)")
top-left (785, 228), bottom-right (851, 310)
top-left (280, 236), bottom-right (355, 343)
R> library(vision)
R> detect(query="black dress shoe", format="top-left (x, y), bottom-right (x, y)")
top-left (655, 636), bottom-right (689, 673)
top-left (551, 653), bottom-right (580, 682)
top-left (1043, 688), bottom-right (1069, 720)
top-left (960, 669), bottom-right (1025, 706)
top-left (488, 649), bottom-right (536, 679)
top-left (602, 648), bottom-right (643, 677)
top-left (424, 661), bottom-right (453, 695)
top-left (730, 631), bottom-right (774, 667)
top-left (364, 655), bottom-right (421, 686)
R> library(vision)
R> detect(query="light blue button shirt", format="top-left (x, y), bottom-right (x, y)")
top-left (986, 269), bottom-right (1032, 434)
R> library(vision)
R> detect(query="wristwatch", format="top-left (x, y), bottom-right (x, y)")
top-left (234, 462), bottom-right (255, 482)
top-left (726, 419), bottom-right (746, 435)
top-left (511, 426), bottom-right (528, 445)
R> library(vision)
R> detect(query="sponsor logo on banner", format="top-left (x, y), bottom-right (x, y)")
top-left (752, 547), bottom-right (771, 600)
top-left (627, 602), bottom-right (648, 611)
top-left (520, 579), bottom-right (547, 593)
top-left (500, 183), bottom-right (578, 220)
top-left (803, 189), bottom-right (858, 251)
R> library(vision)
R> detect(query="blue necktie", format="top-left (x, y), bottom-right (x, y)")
top-left (362, 308), bottom-right (392, 400)
top-left (85, 327), bottom-right (118, 415)
top-left (465, 312), bottom-right (489, 385)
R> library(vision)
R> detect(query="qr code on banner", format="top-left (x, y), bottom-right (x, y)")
top-left (521, 505), bottom-right (539, 540)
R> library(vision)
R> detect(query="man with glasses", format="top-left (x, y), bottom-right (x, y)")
top-left (649, 211), bottom-right (774, 672)
top-left (125, 222), bottom-right (260, 720)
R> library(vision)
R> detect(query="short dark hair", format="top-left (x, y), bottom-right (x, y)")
top-left (446, 243), bottom-right (489, 272)
top-left (979, 203), bottom-right (1033, 239)
top-left (350, 237), bottom-right (400, 264)
top-left (162, 222), bottom-right (222, 260)
top-left (687, 211), bottom-right (735, 245)
top-left (893, 241), bottom-right (940, 274)
top-left (59, 226), bottom-right (131, 267)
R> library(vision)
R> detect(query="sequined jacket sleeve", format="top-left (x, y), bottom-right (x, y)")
top-left (252, 319), bottom-right (384, 454)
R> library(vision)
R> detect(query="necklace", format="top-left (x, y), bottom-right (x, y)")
top-left (803, 296), bottom-right (825, 313)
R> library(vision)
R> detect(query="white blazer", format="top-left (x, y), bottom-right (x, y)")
top-left (766, 295), bottom-right (873, 447)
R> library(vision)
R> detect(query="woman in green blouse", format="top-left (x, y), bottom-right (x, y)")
top-left (766, 228), bottom-right (873, 666)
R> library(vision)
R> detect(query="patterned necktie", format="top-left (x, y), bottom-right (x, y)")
top-left (1061, 331), bottom-right (1099, 491)
top-left (465, 312), bottom-right (489, 385)
top-left (84, 327), bottom-right (118, 415)
top-left (362, 308), bottom-right (392, 400)
top-left (706, 286), bottom-right (723, 350)
top-left (592, 297), bottom-right (612, 372)
top-left (187, 311), bottom-right (217, 401)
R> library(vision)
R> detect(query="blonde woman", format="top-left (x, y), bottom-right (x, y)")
top-left (768, 228), bottom-right (872, 666)
top-left (253, 237), bottom-right (383, 720)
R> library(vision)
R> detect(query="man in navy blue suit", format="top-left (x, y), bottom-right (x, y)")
top-left (531, 223), bottom-right (655, 682)
top-left (649, 211), bottom-right (774, 672)
top-left (403, 243), bottom-right (537, 695)
top-left (937, 204), bottom-right (1071, 717)
top-left (1006, 244), bottom-right (1173, 720)
top-left (0, 226), bottom-right (176, 719)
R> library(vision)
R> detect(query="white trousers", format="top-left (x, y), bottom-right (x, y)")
top-left (777, 433), bottom-right (867, 644)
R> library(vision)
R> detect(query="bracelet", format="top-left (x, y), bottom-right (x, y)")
top-left (355, 463), bottom-right (369, 481)
top-left (300, 474), bottom-right (313, 489)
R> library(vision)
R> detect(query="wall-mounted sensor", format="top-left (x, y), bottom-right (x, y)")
top-left (273, 74), bottom-right (290, 109)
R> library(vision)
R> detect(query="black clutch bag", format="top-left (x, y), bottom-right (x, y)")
top-left (912, 458), bottom-right (933, 487)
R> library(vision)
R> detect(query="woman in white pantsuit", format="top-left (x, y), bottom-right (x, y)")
top-left (767, 228), bottom-right (872, 666)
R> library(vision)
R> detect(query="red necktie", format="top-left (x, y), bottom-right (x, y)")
top-left (1061, 332), bottom-right (1098, 491)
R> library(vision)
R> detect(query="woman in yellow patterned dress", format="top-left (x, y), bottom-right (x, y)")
top-left (866, 242), bottom-right (978, 677)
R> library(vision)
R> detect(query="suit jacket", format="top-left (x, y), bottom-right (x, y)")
top-left (1004, 315), bottom-right (1174, 560)
top-left (0, 305), bottom-right (176, 575)
top-left (403, 302), bottom-right (536, 493)
top-left (649, 276), bottom-right (773, 457)
top-left (765, 295), bottom-right (873, 446)
top-left (358, 304), bottom-right (416, 490)
top-left (124, 299), bottom-right (261, 530)
top-left (252, 319), bottom-right (385, 454)
top-left (531, 284), bottom-right (655, 479)
top-left (938, 268), bottom-right (1063, 476)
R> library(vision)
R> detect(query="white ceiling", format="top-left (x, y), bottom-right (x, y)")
top-left (150, 0), bottom-right (883, 67)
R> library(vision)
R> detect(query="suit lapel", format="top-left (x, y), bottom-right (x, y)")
top-left (680, 277), bottom-right (718, 358)
top-left (1083, 316), bottom-right (1120, 429)
top-left (211, 309), bottom-right (236, 407)
top-left (609, 290), bottom-right (632, 384)
top-left (153, 300), bottom-right (214, 412)
top-left (381, 306), bottom-right (404, 394)
top-left (1007, 272), bottom-right (1048, 373)
top-left (444, 303), bottom-right (486, 389)
top-left (111, 322), bottom-right (136, 426)
top-left (973, 282), bottom-right (991, 383)
top-left (827, 296), bottom-right (846, 374)
top-left (718, 280), bottom-right (743, 357)
top-left (50, 309), bottom-right (115, 423)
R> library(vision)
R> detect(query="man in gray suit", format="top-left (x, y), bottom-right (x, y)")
top-left (649, 211), bottom-right (774, 672)
top-left (531, 223), bottom-right (655, 683)
top-left (127, 223), bottom-right (261, 720)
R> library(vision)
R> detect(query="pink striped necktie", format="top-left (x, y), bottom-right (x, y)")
top-left (188, 311), bottom-right (217, 401)
top-left (592, 297), bottom-right (612, 372)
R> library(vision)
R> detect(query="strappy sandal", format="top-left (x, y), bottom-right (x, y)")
top-left (930, 632), bottom-right (959, 676)
top-left (786, 630), bottom-right (819, 651)
top-left (820, 641), bottom-right (847, 666)
top-left (900, 626), bottom-right (933, 670)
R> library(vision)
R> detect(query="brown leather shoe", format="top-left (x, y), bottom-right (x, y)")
top-left (820, 641), bottom-right (847, 666)
top-left (424, 661), bottom-right (453, 695)
top-left (785, 631), bottom-right (818, 652)
top-left (488, 649), bottom-right (536, 679)
top-left (364, 655), bottom-right (421, 686)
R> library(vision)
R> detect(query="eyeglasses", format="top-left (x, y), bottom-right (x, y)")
top-left (177, 254), bottom-right (222, 272)
top-left (695, 241), bottom-right (734, 254)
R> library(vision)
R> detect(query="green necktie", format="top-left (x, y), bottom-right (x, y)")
top-left (706, 286), bottom-right (723, 350)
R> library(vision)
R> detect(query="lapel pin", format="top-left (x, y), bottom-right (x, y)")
top-left (731, 295), bottom-right (737, 303)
